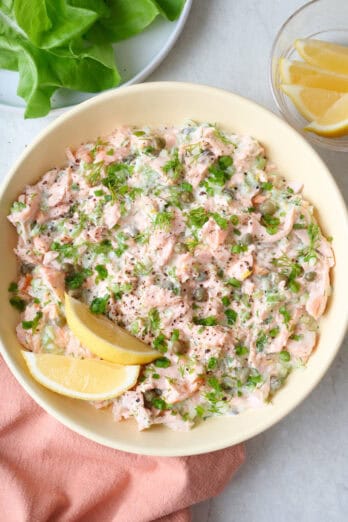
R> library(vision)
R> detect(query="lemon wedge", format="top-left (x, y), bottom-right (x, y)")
top-left (65, 293), bottom-right (160, 365)
top-left (281, 85), bottom-right (344, 121)
top-left (279, 59), bottom-right (348, 92)
top-left (295, 39), bottom-right (348, 75)
top-left (305, 93), bottom-right (348, 137)
top-left (22, 351), bottom-right (140, 400)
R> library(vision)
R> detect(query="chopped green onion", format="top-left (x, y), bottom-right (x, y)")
top-left (90, 295), bottom-right (109, 314)
top-left (154, 357), bottom-right (171, 368)
top-left (227, 278), bottom-right (241, 288)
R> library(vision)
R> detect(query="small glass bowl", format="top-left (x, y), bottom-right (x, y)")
top-left (270, 0), bottom-right (348, 151)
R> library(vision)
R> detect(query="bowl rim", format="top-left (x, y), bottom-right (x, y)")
top-left (1, 81), bottom-right (347, 456)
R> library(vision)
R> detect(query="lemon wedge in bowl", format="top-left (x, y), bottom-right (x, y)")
top-left (305, 93), bottom-right (348, 137)
top-left (279, 59), bottom-right (348, 92)
top-left (280, 85), bottom-right (344, 121)
top-left (295, 39), bottom-right (348, 75)
top-left (22, 351), bottom-right (140, 400)
top-left (65, 293), bottom-right (160, 365)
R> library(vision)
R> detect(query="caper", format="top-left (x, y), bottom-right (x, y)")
top-left (305, 271), bottom-right (316, 282)
top-left (20, 263), bottom-right (35, 275)
top-left (172, 340), bottom-right (189, 355)
top-left (180, 191), bottom-right (194, 203)
top-left (174, 242), bottom-right (188, 254)
top-left (222, 188), bottom-right (235, 199)
top-left (270, 376), bottom-right (282, 392)
top-left (221, 376), bottom-right (236, 391)
top-left (193, 287), bottom-right (208, 302)
top-left (153, 136), bottom-right (166, 150)
top-left (161, 279), bottom-right (174, 291)
top-left (196, 271), bottom-right (208, 282)
top-left (144, 389), bottom-right (162, 407)
top-left (259, 200), bottom-right (277, 216)
top-left (242, 233), bottom-right (253, 245)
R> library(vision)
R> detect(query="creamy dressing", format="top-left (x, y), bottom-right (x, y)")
top-left (8, 121), bottom-right (334, 431)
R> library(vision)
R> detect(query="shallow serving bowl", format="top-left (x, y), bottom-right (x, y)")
top-left (0, 83), bottom-right (347, 456)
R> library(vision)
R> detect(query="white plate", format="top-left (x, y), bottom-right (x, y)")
top-left (0, 0), bottom-right (192, 115)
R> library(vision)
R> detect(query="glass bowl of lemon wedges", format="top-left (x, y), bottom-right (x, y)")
top-left (270, 0), bottom-right (348, 151)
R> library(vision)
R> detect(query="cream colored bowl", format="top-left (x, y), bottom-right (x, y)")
top-left (0, 83), bottom-right (347, 456)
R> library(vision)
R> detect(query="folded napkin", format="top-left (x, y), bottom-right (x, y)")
top-left (0, 357), bottom-right (245, 522)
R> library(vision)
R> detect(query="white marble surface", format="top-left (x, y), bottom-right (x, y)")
top-left (0, 1), bottom-right (347, 521)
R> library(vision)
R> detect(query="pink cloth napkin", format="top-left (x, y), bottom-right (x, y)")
top-left (0, 357), bottom-right (245, 522)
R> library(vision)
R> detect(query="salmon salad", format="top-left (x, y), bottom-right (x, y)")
top-left (8, 121), bottom-right (334, 431)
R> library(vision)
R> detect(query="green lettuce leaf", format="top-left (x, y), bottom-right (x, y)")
top-left (13, 0), bottom-right (99, 49)
top-left (68, 0), bottom-right (110, 18)
top-left (0, 19), bottom-right (120, 117)
top-left (87, 0), bottom-right (160, 44)
top-left (153, 0), bottom-right (186, 21)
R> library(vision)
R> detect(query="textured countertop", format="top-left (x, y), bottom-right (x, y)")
top-left (0, 1), bottom-right (347, 521)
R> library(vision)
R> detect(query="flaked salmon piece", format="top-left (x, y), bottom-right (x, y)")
top-left (38, 266), bottom-right (65, 301)
top-left (37, 169), bottom-right (59, 190)
top-left (252, 194), bottom-right (266, 205)
top-left (153, 412), bottom-right (193, 431)
top-left (112, 391), bottom-right (152, 431)
top-left (8, 189), bottom-right (40, 226)
top-left (294, 228), bottom-right (310, 247)
top-left (253, 264), bottom-right (269, 276)
top-left (305, 259), bottom-right (331, 319)
top-left (252, 207), bottom-right (297, 243)
top-left (103, 201), bottom-right (120, 229)
top-left (233, 135), bottom-right (263, 173)
top-left (47, 170), bottom-right (71, 207)
top-left (266, 326), bottom-right (290, 354)
top-left (33, 236), bottom-right (51, 254)
top-left (140, 285), bottom-right (183, 311)
top-left (15, 237), bottom-right (38, 265)
top-left (185, 160), bottom-right (211, 188)
top-left (318, 237), bottom-right (335, 267)
top-left (85, 226), bottom-right (107, 242)
top-left (42, 251), bottom-right (60, 268)
top-left (187, 325), bottom-right (233, 361)
top-left (75, 147), bottom-right (93, 164)
top-left (65, 329), bottom-right (93, 358)
top-left (247, 380), bottom-right (271, 408)
top-left (175, 253), bottom-right (195, 282)
top-left (200, 217), bottom-right (229, 249)
top-left (227, 254), bottom-right (254, 280)
top-left (65, 147), bottom-right (76, 164)
top-left (202, 126), bottom-right (235, 156)
top-left (47, 204), bottom-right (70, 219)
top-left (164, 130), bottom-right (178, 149)
top-left (287, 330), bottom-right (316, 362)
top-left (149, 230), bottom-right (176, 267)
